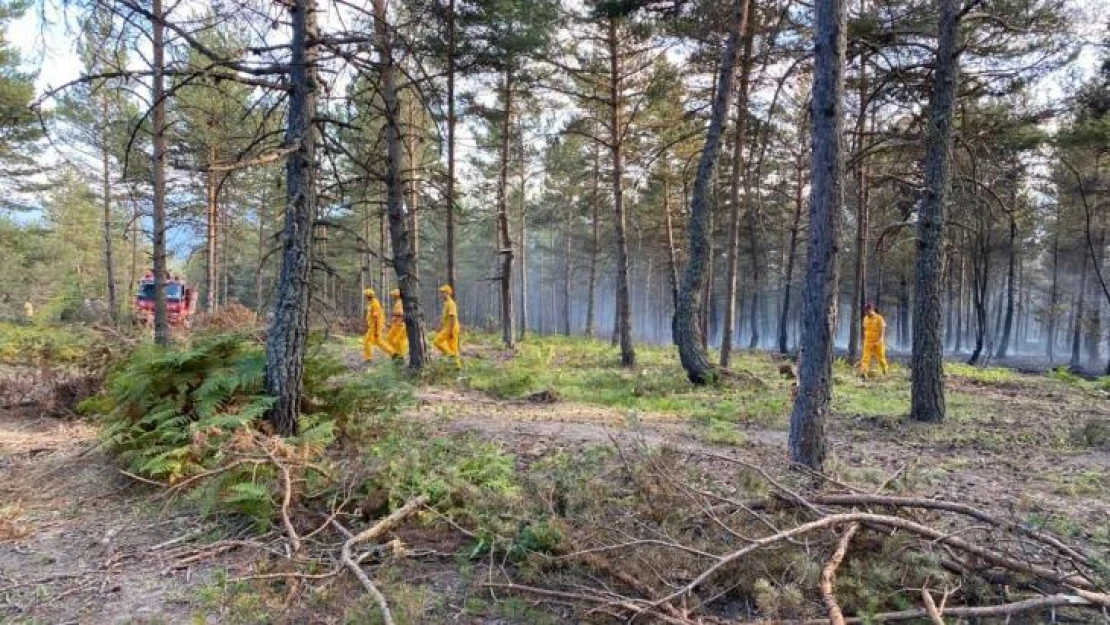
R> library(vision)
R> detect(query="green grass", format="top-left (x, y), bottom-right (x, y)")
top-left (944, 362), bottom-right (1018, 385)
top-left (458, 333), bottom-right (797, 429)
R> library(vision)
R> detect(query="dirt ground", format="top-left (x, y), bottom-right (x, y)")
top-left (2, 356), bottom-right (1108, 623)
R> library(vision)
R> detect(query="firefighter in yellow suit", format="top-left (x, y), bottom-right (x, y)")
top-left (433, 285), bottom-right (462, 367)
top-left (386, 289), bottom-right (408, 359)
top-left (859, 302), bottom-right (889, 377)
top-left (362, 289), bottom-right (390, 361)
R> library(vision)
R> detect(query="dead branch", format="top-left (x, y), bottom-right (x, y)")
top-left (808, 493), bottom-right (1098, 570)
top-left (921, 588), bottom-right (946, 625)
top-left (340, 495), bottom-right (428, 625)
top-left (790, 591), bottom-right (1110, 624)
top-left (820, 523), bottom-right (859, 625)
top-left (266, 450), bottom-right (301, 555)
top-left (654, 511), bottom-right (1095, 609)
top-left (483, 582), bottom-right (697, 625)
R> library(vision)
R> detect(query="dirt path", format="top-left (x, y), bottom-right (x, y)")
top-left (0, 408), bottom-right (238, 624)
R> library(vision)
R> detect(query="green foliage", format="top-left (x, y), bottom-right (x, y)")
top-left (84, 334), bottom-right (348, 526)
top-left (0, 321), bottom-right (101, 366)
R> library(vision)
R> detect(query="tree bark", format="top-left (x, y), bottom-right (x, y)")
top-left (910, 0), bottom-right (958, 425)
top-left (151, 0), bottom-right (169, 346)
top-left (789, 0), bottom-right (846, 469)
top-left (745, 175), bottom-right (762, 350)
top-left (675, 0), bottom-right (749, 384)
top-left (607, 16), bottom-right (635, 366)
top-left (779, 144), bottom-right (805, 355)
top-left (720, 1), bottom-right (755, 368)
top-left (264, 0), bottom-right (319, 436)
top-left (375, 0), bottom-right (427, 369)
top-left (996, 212), bottom-right (1017, 359)
top-left (968, 215), bottom-right (990, 365)
top-left (497, 69), bottom-right (516, 348)
top-left (101, 94), bottom-right (117, 326)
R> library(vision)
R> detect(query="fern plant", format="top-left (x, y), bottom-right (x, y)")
top-left (81, 334), bottom-right (343, 528)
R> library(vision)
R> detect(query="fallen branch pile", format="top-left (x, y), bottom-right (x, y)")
top-left (492, 443), bottom-right (1110, 624)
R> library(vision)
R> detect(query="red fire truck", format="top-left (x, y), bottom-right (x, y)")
top-left (135, 272), bottom-right (198, 327)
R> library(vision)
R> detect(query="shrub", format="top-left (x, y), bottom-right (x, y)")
top-left (82, 334), bottom-right (357, 527)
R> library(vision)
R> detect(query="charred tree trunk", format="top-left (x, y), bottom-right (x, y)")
top-left (955, 247), bottom-right (965, 353)
top-left (607, 16), bottom-right (635, 366)
top-left (745, 177), bottom-right (762, 350)
top-left (101, 95), bottom-right (118, 326)
top-left (151, 0), bottom-right (169, 346)
top-left (720, 0), bottom-right (754, 369)
top-left (789, 0), bottom-right (846, 469)
top-left (264, 0), bottom-right (319, 435)
top-left (779, 145), bottom-right (805, 355)
top-left (996, 212), bottom-right (1017, 359)
top-left (497, 70), bottom-right (516, 348)
top-left (1071, 252), bottom-right (1088, 369)
top-left (968, 212), bottom-right (991, 365)
top-left (675, 0), bottom-right (749, 384)
top-left (1086, 229), bottom-right (1105, 365)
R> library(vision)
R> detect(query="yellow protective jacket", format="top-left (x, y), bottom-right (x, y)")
top-left (862, 312), bottom-right (886, 345)
top-left (366, 298), bottom-right (385, 338)
top-left (439, 297), bottom-right (460, 337)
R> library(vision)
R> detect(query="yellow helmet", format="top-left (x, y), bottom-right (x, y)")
top-left (439, 284), bottom-right (453, 295)
top-left (364, 288), bottom-right (375, 298)
top-left (390, 289), bottom-right (401, 298)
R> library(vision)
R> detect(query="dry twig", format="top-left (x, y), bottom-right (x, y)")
top-left (820, 523), bottom-right (859, 625)
top-left (340, 495), bottom-right (428, 625)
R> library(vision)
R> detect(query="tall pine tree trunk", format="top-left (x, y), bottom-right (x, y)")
top-left (779, 146), bottom-right (805, 355)
top-left (101, 95), bottom-right (117, 326)
top-left (1071, 252), bottom-right (1087, 368)
top-left (996, 213), bottom-right (1017, 359)
top-left (848, 51), bottom-right (869, 363)
top-left (675, 0), bottom-right (749, 384)
top-left (586, 142), bottom-right (600, 338)
top-left (497, 70), bottom-right (516, 348)
top-left (910, 0), bottom-right (960, 418)
top-left (519, 153), bottom-right (528, 339)
top-left (790, 0), bottom-right (846, 469)
top-left (746, 176), bottom-right (762, 350)
top-left (608, 16), bottom-right (635, 366)
top-left (151, 0), bottom-right (169, 346)
top-left (663, 164), bottom-right (679, 315)
top-left (720, 0), bottom-right (754, 368)
top-left (446, 0), bottom-right (457, 291)
top-left (375, 0), bottom-right (427, 369)
top-left (206, 145), bottom-right (219, 314)
top-left (264, 0), bottom-right (319, 435)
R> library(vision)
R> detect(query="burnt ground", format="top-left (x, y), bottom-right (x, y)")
top-left (1, 349), bottom-right (1108, 624)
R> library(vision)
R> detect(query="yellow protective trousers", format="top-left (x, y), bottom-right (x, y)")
top-left (363, 328), bottom-right (393, 361)
top-left (859, 341), bottom-right (888, 376)
top-left (433, 328), bottom-right (461, 366)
